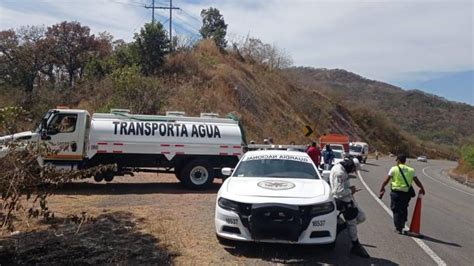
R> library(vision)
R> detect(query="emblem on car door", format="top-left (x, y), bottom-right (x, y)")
top-left (257, 180), bottom-right (295, 190)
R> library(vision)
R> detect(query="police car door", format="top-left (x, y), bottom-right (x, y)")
top-left (43, 112), bottom-right (83, 166)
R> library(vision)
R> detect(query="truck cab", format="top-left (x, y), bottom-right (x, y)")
top-left (37, 108), bottom-right (90, 169)
top-left (349, 142), bottom-right (369, 163)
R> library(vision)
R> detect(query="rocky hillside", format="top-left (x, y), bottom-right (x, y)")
top-left (1, 39), bottom-right (463, 158)
top-left (285, 67), bottom-right (474, 146)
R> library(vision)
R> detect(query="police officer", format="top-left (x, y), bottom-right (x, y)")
top-left (379, 154), bottom-right (426, 234)
top-left (330, 157), bottom-right (370, 258)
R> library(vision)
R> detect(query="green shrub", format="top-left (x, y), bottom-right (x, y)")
top-left (461, 145), bottom-right (474, 168)
top-left (109, 65), bottom-right (164, 114)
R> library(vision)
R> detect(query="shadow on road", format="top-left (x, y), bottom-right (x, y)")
top-left (417, 234), bottom-right (462, 248)
top-left (221, 233), bottom-right (397, 265)
top-left (364, 162), bottom-right (379, 167)
top-left (55, 181), bottom-right (220, 195)
top-left (223, 241), bottom-right (397, 265)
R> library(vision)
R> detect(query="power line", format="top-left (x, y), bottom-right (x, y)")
top-left (179, 8), bottom-right (201, 24)
top-left (144, 0), bottom-right (180, 51)
top-left (110, 0), bottom-right (144, 7)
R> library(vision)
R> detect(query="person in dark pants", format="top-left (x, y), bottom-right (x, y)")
top-left (379, 154), bottom-right (425, 234)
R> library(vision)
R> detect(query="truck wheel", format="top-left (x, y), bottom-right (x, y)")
top-left (104, 172), bottom-right (114, 182)
top-left (180, 160), bottom-right (214, 189)
top-left (94, 174), bottom-right (104, 182)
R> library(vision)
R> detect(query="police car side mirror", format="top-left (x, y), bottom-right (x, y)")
top-left (221, 167), bottom-right (233, 177)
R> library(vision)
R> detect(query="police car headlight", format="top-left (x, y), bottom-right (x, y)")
top-left (218, 197), bottom-right (240, 212)
top-left (310, 202), bottom-right (335, 216)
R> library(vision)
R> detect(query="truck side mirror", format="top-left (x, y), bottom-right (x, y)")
top-left (40, 130), bottom-right (51, 140)
top-left (221, 167), bottom-right (233, 177)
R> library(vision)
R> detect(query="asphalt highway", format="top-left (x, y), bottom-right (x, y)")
top-left (352, 157), bottom-right (473, 265)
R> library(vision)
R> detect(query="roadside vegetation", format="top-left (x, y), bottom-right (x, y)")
top-left (452, 144), bottom-right (474, 186)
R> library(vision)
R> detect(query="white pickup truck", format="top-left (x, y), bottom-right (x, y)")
top-left (349, 142), bottom-right (369, 163)
top-left (0, 108), bottom-right (246, 189)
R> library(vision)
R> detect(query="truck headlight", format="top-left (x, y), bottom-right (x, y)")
top-left (218, 197), bottom-right (240, 212)
top-left (310, 202), bottom-right (335, 216)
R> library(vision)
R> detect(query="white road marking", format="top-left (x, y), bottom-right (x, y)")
top-left (356, 170), bottom-right (447, 266)
top-left (422, 167), bottom-right (474, 196)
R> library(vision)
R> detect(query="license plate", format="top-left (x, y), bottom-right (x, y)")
top-left (225, 218), bottom-right (238, 225)
top-left (312, 220), bottom-right (325, 227)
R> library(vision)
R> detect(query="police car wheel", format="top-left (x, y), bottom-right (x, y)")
top-left (180, 160), bottom-right (214, 189)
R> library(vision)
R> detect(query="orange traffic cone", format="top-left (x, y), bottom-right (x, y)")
top-left (409, 193), bottom-right (424, 238)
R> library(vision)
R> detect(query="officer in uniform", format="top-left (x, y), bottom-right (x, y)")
top-left (379, 154), bottom-right (425, 234)
top-left (330, 157), bottom-right (370, 258)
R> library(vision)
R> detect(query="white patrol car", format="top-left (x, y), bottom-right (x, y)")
top-left (215, 150), bottom-right (337, 246)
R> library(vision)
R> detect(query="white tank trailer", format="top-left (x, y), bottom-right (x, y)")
top-left (0, 108), bottom-right (246, 189)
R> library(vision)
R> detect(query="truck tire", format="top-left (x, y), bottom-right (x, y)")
top-left (180, 160), bottom-right (214, 189)
top-left (104, 172), bottom-right (114, 182)
top-left (94, 174), bottom-right (104, 182)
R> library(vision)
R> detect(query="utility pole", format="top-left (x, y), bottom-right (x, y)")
top-left (145, 0), bottom-right (180, 51)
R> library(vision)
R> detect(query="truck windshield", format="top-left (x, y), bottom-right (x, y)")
top-left (350, 146), bottom-right (362, 153)
top-left (330, 145), bottom-right (343, 151)
top-left (233, 159), bottom-right (319, 179)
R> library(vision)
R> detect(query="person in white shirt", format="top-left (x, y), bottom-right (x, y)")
top-left (329, 157), bottom-right (369, 258)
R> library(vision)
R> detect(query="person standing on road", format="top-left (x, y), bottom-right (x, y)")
top-left (322, 145), bottom-right (335, 170)
top-left (379, 154), bottom-right (426, 234)
top-left (307, 141), bottom-right (321, 168)
top-left (330, 157), bottom-right (370, 258)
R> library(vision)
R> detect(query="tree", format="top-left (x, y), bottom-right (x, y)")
top-left (109, 65), bottom-right (164, 114)
top-left (0, 26), bottom-right (50, 92)
top-left (236, 37), bottom-right (293, 70)
top-left (134, 22), bottom-right (169, 76)
top-left (45, 21), bottom-right (108, 87)
top-left (200, 7), bottom-right (228, 50)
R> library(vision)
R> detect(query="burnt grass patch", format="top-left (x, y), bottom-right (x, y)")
top-left (0, 211), bottom-right (178, 265)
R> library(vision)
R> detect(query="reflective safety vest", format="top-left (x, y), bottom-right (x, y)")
top-left (390, 164), bottom-right (415, 192)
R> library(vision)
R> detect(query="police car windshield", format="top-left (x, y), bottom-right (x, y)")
top-left (233, 158), bottom-right (319, 179)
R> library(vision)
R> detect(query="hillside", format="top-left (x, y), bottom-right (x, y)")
top-left (0, 33), bottom-right (463, 158)
top-left (285, 67), bottom-right (474, 147)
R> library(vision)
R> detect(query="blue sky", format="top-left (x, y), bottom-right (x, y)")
top-left (1, 0), bottom-right (473, 105)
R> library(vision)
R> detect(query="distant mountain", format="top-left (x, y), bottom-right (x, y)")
top-left (285, 67), bottom-right (474, 147)
top-left (393, 70), bottom-right (474, 105)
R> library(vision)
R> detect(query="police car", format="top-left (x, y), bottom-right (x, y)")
top-left (215, 150), bottom-right (337, 246)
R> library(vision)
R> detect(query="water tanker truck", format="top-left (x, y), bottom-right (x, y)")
top-left (0, 108), bottom-right (246, 189)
